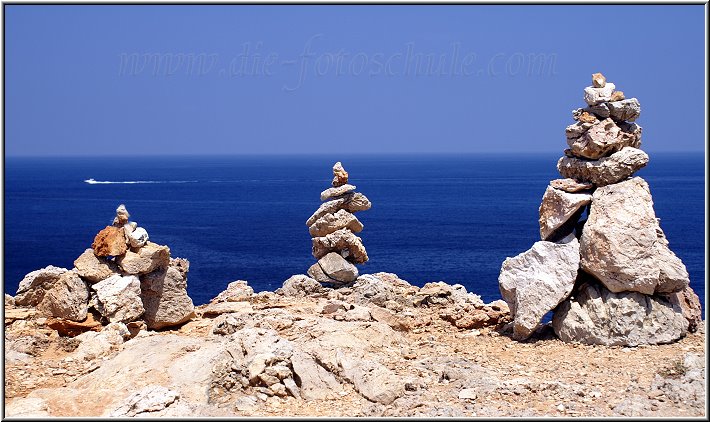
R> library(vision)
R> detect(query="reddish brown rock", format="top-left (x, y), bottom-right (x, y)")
top-left (610, 90), bottom-right (625, 101)
top-left (47, 312), bottom-right (103, 337)
top-left (591, 72), bottom-right (606, 88)
top-left (332, 161), bottom-right (349, 187)
top-left (577, 111), bottom-right (597, 124)
top-left (92, 226), bottom-right (128, 257)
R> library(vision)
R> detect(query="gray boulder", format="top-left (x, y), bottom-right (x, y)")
top-left (317, 252), bottom-right (359, 283)
top-left (307, 262), bottom-right (340, 284)
top-left (14, 266), bottom-right (69, 307)
top-left (580, 177), bottom-right (689, 295)
top-left (607, 98), bottom-right (640, 121)
top-left (538, 185), bottom-right (591, 240)
top-left (140, 258), bottom-right (195, 329)
top-left (557, 146), bottom-right (649, 186)
top-left (74, 249), bottom-right (119, 283)
top-left (498, 237), bottom-right (580, 340)
top-left (552, 276), bottom-right (688, 346)
top-left (36, 271), bottom-right (89, 321)
top-left (92, 274), bottom-right (144, 323)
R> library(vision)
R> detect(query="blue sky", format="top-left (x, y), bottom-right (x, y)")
top-left (4, 5), bottom-right (706, 156)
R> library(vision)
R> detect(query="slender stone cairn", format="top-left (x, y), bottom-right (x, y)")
top-left (498, 73), bottom-right (701, 345)
top-left (306, 162), bottom-right (371, 285)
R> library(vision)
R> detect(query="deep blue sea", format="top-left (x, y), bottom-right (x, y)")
top-left (3, 154), bottom-right (705, 311)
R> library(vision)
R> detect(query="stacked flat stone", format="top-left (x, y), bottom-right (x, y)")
top-left (14, 204), bottom-right (195, 333)
top-left (306, 162), bottom-right (371, 285)
top-left (498, 73), bottom-right (701, 345)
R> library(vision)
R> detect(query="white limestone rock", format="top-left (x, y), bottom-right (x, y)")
top-left (14, 266), bottom-right (69, 307)
top-left (498, 237), bottom-right (580, 341)
top-left (92, 274), bottom-right (144, 323)
top-left (580, 177), bottom-right (689, 295)
top-left (583, 82), bottom-right (615, 106)
top-left (128, 227), bottom-right (149, 248)
top-left (538, 185), bottom-right (592, 240)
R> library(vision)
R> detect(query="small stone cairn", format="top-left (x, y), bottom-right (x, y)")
top-left (14, 204), bottom-right (195, 335)
top-left (305, 162), bottom-right (372, 285)
top-left (498, 73), bottom-right (702, 345)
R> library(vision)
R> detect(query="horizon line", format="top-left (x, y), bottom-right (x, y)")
top-left (4, 150), bottom-right (706, 159)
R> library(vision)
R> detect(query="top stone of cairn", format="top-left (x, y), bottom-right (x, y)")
top-left (332, 161), bottom-right (349, 187)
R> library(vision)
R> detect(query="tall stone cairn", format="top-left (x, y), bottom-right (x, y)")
top-left (498, 73), bottom-right (701, 345)
top-left (306, 162), bottom-right (371, 286)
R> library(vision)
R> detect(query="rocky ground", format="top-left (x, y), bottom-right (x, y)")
top-left (4, 273), bottom-right (706, 418)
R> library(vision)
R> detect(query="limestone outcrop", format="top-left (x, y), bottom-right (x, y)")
top-left (499, 73), bottom-right (698, 344)
top-left (306, 162), bottom-right (371, 285)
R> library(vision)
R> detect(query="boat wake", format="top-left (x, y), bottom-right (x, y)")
top-left (84, 178), bottom-right (198, 185)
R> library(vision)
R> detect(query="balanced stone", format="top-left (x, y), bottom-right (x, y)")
top-left (307, 262), bottom-right (339, 284)
top-left (607, 98), bottom-right (640, 122)
top-left (309, 209), bottom-right (363, 237)
top-left (92, 274), bottom-right (145, 323)
top-left (113, 204), bottom-right (130, 227)
top-left (591, 72), bottom-right (606, 88)
top-left (140, 258), bottom-right (195, 329)
top-left (116, 242), bottom-right (170, 275)
top-left (586, 103), bottom-right (610, 119)
top-left (610, 90), bottom-right (625, 101)
top-left (580, 177), bottom-right (689, 295)
top-left (312, 228), bottom-right (368, 264)
top-left (320, 184), bottom-right (356, 201)
top-left (549, 178), bottom-right (594, 193)
top-left (499, 236), bottom-right (580, 341)
top-left (317, 252), bottom-right (359, 283)
top-left (567, 118), bottom-right (623, 159)
top-left (617, 121), bottom-right (642, 149)
top-left (583, 82), bottom-right (615, 106)
top-left (92, 226), bottom-right (128, 257)
top-left (557, 146), bottom-right (649, 186)
top-left (332, 161), bottom-right (349, 187)
top-left (128, 227), bottom-right (149, 248)
top-left (552, 277), bottom-right (688, 346)
top-left (538, 185), bottom-right (591, 240)
top-left (306, 192), bottom-right (372, 227)
top-left (565, 121), bottom-right (596, 139)
top-left (74, 248), bottom-right (119, 283)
